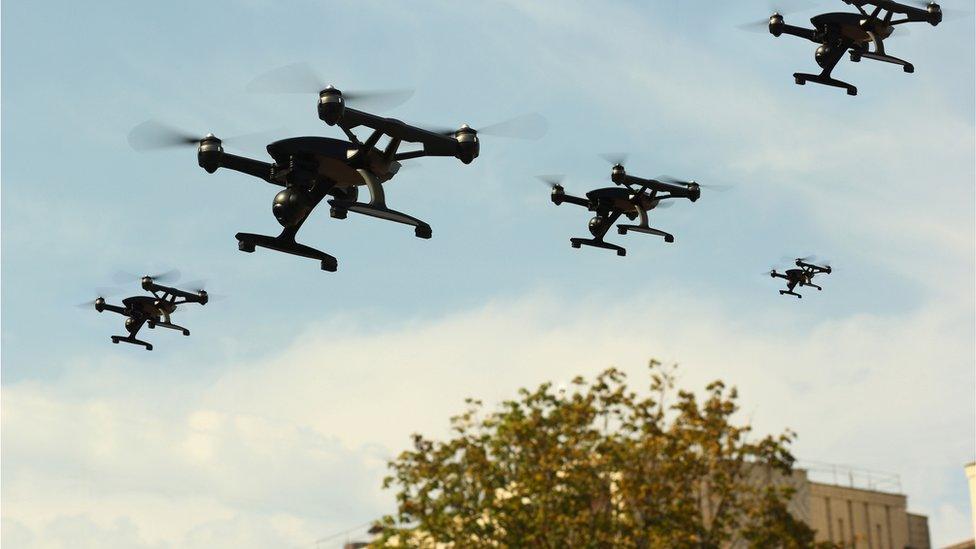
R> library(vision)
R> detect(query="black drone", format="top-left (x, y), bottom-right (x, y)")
top-left (759, 0), bottom-right (943, 95)
top-left (129, 63), bottom-right (545, 272)
top-left (83, 271), bottom-right (208, 350)
top-left (768, 257), bottom-right (832, 298)
top-left (542, 157), bottom-right (708, 257)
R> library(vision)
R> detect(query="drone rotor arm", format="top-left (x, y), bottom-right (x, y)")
top-left (99, 303), bottom-right (128, 316)
top-left (199, 146), bottom-right (278, 186)
top-left (339, 108), bottom-right (457, 156)
top-left (778, 23), bottom-right (819, 42)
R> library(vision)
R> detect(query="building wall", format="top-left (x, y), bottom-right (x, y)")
top-left (966, 462), bottom-right (976, 540)
top-left (803, 481), bottom-right (929, 549)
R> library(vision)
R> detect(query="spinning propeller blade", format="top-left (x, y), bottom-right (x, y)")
top-left (477, 113), bottom-right (548, 140)
top-left (427, 113), bottom-right (549, 140)
top-left (182, 279), bottom-right (228, 301)
top-left (657, 175), bottom-right (731, 191)
top-left (245, 62), bottom-right (414, 110)
top-left (736, 0), bottom-right (818, 32)
top-left (127, 121), bottom-right (281, 152)
top-left (599, 153), bottom-right (629, 167)
top-left (113, 269), bottom-right (181, 285)
top-left (76, 287), bottom-right (121, 309)
top-left (904, 1), bottom-right (969, 20)
top-left (127, 120), bottom-right (199, 151)
top-left (535, 174), bottom-right (565, 188)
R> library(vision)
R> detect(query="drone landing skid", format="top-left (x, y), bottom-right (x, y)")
top-left (793, 72), bottom-right (858, 96)
top-left (329, 200), bottom-right (432, 239)
top-left (617, 225), bottom-right (675, 243)
top-left (236, 232), bottom-right (338, 272)
top-left (149, 320), bottom-right (191, 336)
top-left (851, 51), bottom-right (914, 73)
top-left (570, 237), bottom-right (626, 257)
top-left (779, 290), bottom-right (802, 299)
top-left (111, 335), bottom-right (153, 351)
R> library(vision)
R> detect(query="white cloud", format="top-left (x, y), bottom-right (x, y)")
top-left (3, 288), bottom-right (972, 547)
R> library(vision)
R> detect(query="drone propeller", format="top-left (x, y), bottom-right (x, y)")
top-left (75, 287), bottom-right (121, 309)
top-left (181, 279), bottom-right (228, 301)
top-left (535, 174), bottom-right (566, 189)
top-left (599, 153), bottom-right (629, 167)
top-left (245, 62), bottom-right (414, 110)
top-left (736, 0), bottom-right (818, 32)
top-left (127, 120), bottom-right (280, 152)
top-left (113, 269), bottom-right (181, 286)
top-left (426, 113), bottom-right (549, 140)
top-left (656, 175), bottom-right (731, 191)
top-left (905, 0), bottom-right (969, 20)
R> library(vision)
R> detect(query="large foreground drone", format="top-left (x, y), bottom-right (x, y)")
top-left (757, 0), bottom-right (943, 95)
top-left (542, 158), bottom-right (708, 257)
top-left (768, 257), bottom-right (832, 298)
top-left (83, 271), bottom-right (208, 350)
top-left (129, 64), bottom-right (545, 272)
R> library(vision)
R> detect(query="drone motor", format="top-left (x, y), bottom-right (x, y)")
top-left (318, 86), bottom-right (345, 125)
top-left (197, 134), bottom-right (223, 173)
top-left (454, 125), bottom-right (479, 164)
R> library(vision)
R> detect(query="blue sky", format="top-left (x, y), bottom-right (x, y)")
top-left (2, 0), bottom-right (974, 547)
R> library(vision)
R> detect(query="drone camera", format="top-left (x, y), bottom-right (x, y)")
top-left (454, 125), bottom-right (479, 164)
top-left (588, 215), bottom-right (606, 236)
top-left (610, 164), bottom-right (626, 184)
top-left (815, 44), bottom-right (834, 68)
top-left (197, 134), bottom-right (223, 174)
top-left (273, 187), bottom-right (315, 227)
top-left (769, 13), bottom-right (785, 36)
top-left (318, 86), bottom-right (345, 125)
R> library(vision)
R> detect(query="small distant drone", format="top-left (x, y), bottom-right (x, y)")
top-left (82, 271), bottom-right (208, 350)
top-left (541, 156), bottom-right (714, 256)
top-left (749, 0), bottom-right (943, 95)
top-left (768, 257), bottom-right (832, 298)
top-left (128, 63), bottom-right (545, 272)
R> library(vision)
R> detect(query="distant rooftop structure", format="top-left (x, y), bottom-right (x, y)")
top-left (800, 460), bottom-right (902, 493)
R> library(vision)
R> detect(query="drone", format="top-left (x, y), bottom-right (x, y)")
top-left (129, 64), bottom-right (545, 272)
top-left (83, 271), bottom-right (208, 350)
top-left (542, 158), bottom-right (707, 257)
top-left (759, 0), bottom-right (943, 95)
top-left (768, 257), bottom-right (832, 298)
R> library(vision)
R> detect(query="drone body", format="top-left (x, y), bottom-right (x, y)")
top-left (767, 0), bottom-right (942, 95)
top-left (548, 163), bottom-right (701, 257)
top-left (769, 258), bottom-right (832, 298)
top-left (193, 90), bottom-right (483, 272)
top-left (91, 275), bottom-right (208, 350)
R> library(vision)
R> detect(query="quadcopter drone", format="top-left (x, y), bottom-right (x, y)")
top-left (761, 0), bottom-right (943, 95)
top-left (84, 272), bottom-right (208, 350)
top-left (769, 257), bottom-right (832, 298)
top-left (129, 64), bottom-right (545, 272)
top-left (543, 159), bottom-right (705, 257)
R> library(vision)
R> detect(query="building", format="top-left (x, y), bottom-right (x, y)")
top-left (790, 463), bottom-right (931, 549)
top-left (967, 462), bottom-right (976, 540)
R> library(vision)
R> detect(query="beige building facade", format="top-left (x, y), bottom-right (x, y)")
top-left (789, 467), bottom-right (930, 549)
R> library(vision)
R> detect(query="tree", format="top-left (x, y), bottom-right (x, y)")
top-left (373, 360), bottom-right (834, 548)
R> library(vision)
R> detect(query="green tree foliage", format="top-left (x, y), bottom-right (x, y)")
top-left (374, 361), bottom-right (834, 548)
